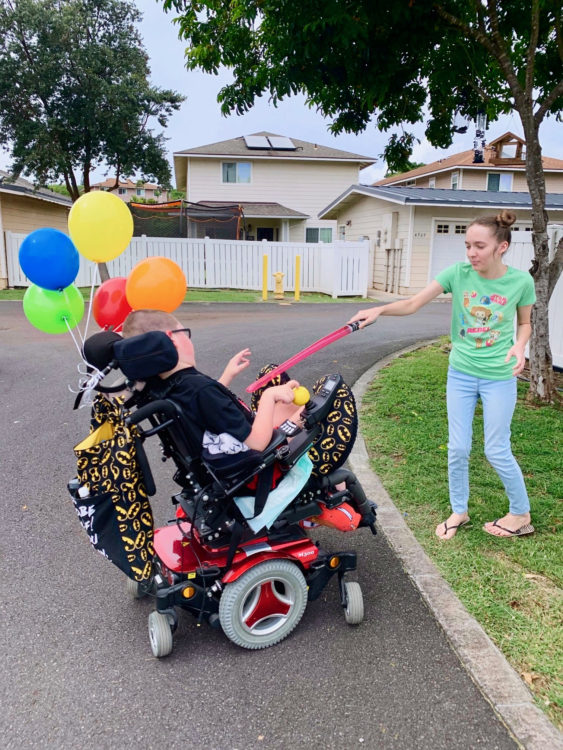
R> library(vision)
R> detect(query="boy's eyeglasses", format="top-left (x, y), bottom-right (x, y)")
top-left (168, 328), bottom-right (191, 339)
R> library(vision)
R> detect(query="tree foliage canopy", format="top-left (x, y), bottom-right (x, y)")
top-left (164, 0), bottom-right (562, 172)
top-left (0, 0), bottom-right (185, 200)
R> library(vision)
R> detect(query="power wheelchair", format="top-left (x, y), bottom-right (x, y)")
top-left (70, 331), bottom-right (377, 658)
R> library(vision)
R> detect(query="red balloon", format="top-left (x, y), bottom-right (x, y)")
top-left (92, 277), bottom-right (132, 330)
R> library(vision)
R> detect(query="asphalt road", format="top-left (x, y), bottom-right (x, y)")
top-left (1, 299), bottom-right (517, 750)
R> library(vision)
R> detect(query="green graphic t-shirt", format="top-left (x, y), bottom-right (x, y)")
top-left (435, 263), bottom-right (536, 380)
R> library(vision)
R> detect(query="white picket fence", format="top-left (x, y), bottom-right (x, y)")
top-left (4, 233), bottom-right (369, 298)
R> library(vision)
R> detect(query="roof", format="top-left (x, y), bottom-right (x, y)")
top-left (319, 185), bottom-right (563, 218)
top-left (91, 177), bottom-right (159, 189)
top-left (0, 170), bottom-right (72, 207)
top-left (174, 132), bottom-right (375, 165)
top-left (375, 132), bottom-right (563, 186)
top-left (198, 200), bottom-right (308, 219)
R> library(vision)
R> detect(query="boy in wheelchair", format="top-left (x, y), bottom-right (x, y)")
top-left (73, 310), bottom-right (377, 657)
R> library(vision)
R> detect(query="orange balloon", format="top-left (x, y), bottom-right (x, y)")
top-left (125, 257), bottom-right (187, 312)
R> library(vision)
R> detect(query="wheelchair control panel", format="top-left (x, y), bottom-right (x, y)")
top-left (302, 373), bottom-right (343, 429)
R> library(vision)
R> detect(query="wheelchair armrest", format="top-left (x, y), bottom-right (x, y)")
top-left (126, 399), bottom-right (180, 426)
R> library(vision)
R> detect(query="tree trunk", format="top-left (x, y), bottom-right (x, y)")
top-left (97, 262), bottom-right (110, 283)
top-left (520, 114), bottom-right (556, 403)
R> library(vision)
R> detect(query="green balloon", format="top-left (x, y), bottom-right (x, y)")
top-left (23, 284), bottom-right (84, 334)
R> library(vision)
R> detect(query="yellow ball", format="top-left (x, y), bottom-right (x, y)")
top-left (292, 386), bottom-right (310, 405)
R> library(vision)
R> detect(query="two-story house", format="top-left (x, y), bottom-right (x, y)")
top-left (90, 178), bottom-right (168, 203)
top-left (318, 132), bottom-right (563, 293)
top-left (173, 132), bottom-right (375, 242)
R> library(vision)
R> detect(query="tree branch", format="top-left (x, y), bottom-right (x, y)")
top-left (525, 0), bottom-right (540, 96)
top-left (535, 78), bottom-right (563, 124)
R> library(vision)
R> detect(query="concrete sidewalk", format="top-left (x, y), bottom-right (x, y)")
top-left (348, 343), bottom-right (563, 750)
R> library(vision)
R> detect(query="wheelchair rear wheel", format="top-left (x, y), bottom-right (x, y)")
top-left (219, 559), bottom-right (308, 649)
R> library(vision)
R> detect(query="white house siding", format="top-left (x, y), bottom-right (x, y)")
top-left (414, 205), bottom-right (535, 288)
top-left (185, 157), bottom-right (361, 241)
top-left (458, 170), bottom-right (487, 190)
top-left (328, 196), bottom-right (411, 292)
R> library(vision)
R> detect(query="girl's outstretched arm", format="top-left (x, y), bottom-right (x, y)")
top-left (347, 280), bottom-right (444, 329)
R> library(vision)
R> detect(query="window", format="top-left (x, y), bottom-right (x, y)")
top-left (306, 227), bottom-right (333, 243)
top-left (436, 224), bottom-right (449, 234)
top-left (451, 172), bottom-right (459, 190)
top-left (454, 224), bottom-right (467, 234)
top-left (428, 177), bottom-right (436, 188)
top-left (338, 225), bottom-right (346, 240)
top-left (118, 188), bottom-right (127, 195)
top-left (222, 162), bottom-right (251, 183)
top-left (487, 172), bottom-right (512, 191)
top-left (403, 179), bottom-right (415, 186)
top-left (136, 188), bottom-right (145, 196)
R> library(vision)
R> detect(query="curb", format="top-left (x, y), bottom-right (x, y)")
top-left (348, 341), bottom-right (563, 750)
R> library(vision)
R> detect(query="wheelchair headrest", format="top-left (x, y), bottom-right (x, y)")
top-left (82, 330), bottom-right (122, 371)
top-left (113, 331), bottom-right (179, 380)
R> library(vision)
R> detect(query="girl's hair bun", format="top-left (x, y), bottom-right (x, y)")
top-left (495, 210), bottom-right (516, 228)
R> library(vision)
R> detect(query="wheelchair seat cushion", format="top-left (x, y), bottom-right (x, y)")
top-left (113, 331), bottom-right (179, 380)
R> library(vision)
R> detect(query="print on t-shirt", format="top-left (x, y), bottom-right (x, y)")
top-left (459, 290), bottom-right (506, 348)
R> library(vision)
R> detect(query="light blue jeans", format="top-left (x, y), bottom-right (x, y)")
top-left (446, 367), bottom-right (530, 515)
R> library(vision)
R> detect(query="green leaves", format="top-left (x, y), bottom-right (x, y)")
top-left (0, 0), bottom-right (185, 199)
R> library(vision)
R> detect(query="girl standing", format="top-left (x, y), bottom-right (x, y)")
top-left (348, 211), bottom-right (536, 539)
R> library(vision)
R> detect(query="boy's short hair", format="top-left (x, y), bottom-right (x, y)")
top-left (122, 309), bottom-right (181, 338)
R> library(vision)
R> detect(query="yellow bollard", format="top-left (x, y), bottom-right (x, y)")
top-left (262, 255), bottom-right (268, 301)
top-left (295, 255), bottom-right (301, 302)
top-left (273, 271), bottom-right (285, 299)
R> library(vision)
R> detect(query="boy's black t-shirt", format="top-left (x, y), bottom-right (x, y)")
top-left (143, 367), bottom-right (253, 452)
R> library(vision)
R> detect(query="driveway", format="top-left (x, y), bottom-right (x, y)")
top-left (1, 299), bottom-right (517, 749)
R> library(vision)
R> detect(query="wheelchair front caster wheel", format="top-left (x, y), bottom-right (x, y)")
top-left (126, 577), bottom-right (147, 600)
top-left (148, 611), bottom-right (173, 657)
top-left (343, 581), bottom-right (364, 625)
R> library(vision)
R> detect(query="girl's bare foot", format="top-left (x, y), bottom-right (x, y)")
top-left (435, 512), bottom-right (470, 540)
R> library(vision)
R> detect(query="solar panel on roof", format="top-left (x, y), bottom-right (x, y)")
top-left (244, 135), bottom-right (271, 149)
top-left (267, 136), bottom-right (296, 150)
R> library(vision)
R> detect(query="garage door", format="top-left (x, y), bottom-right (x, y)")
top-left (429, 221), bottom-right (468, 279)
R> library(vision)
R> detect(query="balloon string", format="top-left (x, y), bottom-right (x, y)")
top-left (82, 263), bottom-right (98, 341)
top-left (64, 317), bottom-right (84, 355)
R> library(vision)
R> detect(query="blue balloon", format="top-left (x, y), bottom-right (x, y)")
top-left (19, 228), bottom-right (80, 290)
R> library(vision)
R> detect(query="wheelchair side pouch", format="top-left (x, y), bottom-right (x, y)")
top-left (69, 488), bottom-right (153, 582)
top-left (72, 394), bottom-right (155, 582)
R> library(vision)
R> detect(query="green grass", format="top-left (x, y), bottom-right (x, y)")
top-left (0, 287), bottom-right (369, 303)
top-left (360, 338), bottom-right (562, 727)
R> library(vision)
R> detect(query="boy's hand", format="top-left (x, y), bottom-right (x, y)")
top-left (218, 348), bottom-right (251, 386)
top-left (268, 379), bottom-right (300, 404)
top-left (347, 307), bottom-right (382, 329)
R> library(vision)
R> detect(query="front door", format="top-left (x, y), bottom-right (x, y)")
top-left (257, 227), bottom-right (274, 242)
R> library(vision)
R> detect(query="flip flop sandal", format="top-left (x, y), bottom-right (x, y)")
top-left (484, 519), bottom-right (535, 537)
top-left (438, 518), bottom-right (470, 539)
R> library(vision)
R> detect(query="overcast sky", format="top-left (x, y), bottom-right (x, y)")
top-left (3, 0), bottom-right (562, 185)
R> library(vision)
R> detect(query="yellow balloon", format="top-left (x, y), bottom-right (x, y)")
top-left (68, 191), bottom-right (134, 263)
